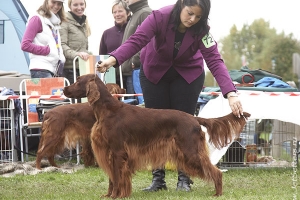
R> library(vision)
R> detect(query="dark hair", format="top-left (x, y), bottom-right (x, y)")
top-left (37, 0), bottom-right (66, 23)
top-left (171, 0), bottom-right (210, 35)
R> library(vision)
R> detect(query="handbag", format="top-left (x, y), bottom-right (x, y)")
top-left (54, 60), bottom-right (64, 77)
top-left (229, 66), bottom-right (282, 84)
top-left (36, 99), bottom-right (71, 122)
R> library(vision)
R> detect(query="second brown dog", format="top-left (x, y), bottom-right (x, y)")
top-left (35, 102), bottom-right (96, 169)
top-left (35, 83), bottom-right (125, 169)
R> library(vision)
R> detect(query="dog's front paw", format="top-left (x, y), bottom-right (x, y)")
top-left (101, 193), bottom-right (111, 198)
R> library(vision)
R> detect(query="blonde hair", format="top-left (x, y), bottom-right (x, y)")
top-left (37, 0), bottom-right (66, 23)
top-left (68, 0), bottom-right (86, 8)
top-left (68, 0), bottom-right (91, 37)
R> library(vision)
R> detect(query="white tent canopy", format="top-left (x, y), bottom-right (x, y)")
top-left (0, 0), bottom-right (29, 75)
top-left (199, 91), bottom-right (300, 126)
top-left (198, 91), bottom-right (300, 164)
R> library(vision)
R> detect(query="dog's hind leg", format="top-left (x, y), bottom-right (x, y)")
top-left (177, 133), bottom-right (222, 196)
top-left (36, 139), bottom-right (58, 169)
top-left (35, 152), bottom-right (43, 169)
top-left (36, 151), bottom-right (59, 169)
top-left (81, 138), bottom-right (95, 167)
top-left (36, 136), bottom-right (46, 169)
top-left (47, 155), bottom-right (59, 168)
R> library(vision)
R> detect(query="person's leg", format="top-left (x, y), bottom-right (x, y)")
top-left (140, 66), bottom-right (205, 191)
top-left (141, 66), bottom-right (204, 111)
top-left (63, 68), bottom-right (80, 103)
top-left (63, 68), bottom-right (78, 85)
top-left (140, 67), bottom-right (172, 191)
top-left (30, 70), bottom-right (53, 78)
top-left (125, 75), bottom-right (135, 99)
top-left (169, 71), bottom-right (205, 191)
top-left (140, 67), bottom-right (172, 109)
top-left (132, 68), bottom-right (144, 104)
top-left (177, 170), bottom-right (194, 191)
top-left (169, 71), bottom-right (205, 115)
top-left (142, 169), bottom-right (167, 192)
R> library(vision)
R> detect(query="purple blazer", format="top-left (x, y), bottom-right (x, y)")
top-left (111, 5), bottom-right (236, 96)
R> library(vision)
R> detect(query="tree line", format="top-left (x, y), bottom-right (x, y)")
top-left (205, 18), bottom-right (300, 87)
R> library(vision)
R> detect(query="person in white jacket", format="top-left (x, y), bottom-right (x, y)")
top-left (21, 0), bottom-right (66, 78)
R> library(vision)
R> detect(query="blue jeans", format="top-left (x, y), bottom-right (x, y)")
top-left (125, 75), bottom-right (135, 99)
top-left (132, 69), bottom-right (144, 104)
top-left (30, 70), bottom-right (53, 78)
top-left (63, 68), bottom-right (80, 85)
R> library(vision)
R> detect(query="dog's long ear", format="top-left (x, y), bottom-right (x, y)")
top-left (86, 80), bottom-right (100, 105)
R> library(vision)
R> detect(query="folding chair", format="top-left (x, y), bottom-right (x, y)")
top-left (18, 77), bottom-right (71, 162)
top-left (71, 55), bottom-right (115, 163)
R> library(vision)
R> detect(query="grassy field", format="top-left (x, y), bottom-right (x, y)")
top-left (0, 165), bottom-right (299, 200)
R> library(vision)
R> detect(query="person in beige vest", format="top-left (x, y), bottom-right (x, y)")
top-left (60, 0), bottom-right (91, 84)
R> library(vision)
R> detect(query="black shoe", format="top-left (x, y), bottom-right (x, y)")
top-left (176, 170), bottom-right (193, 191)
top-left (142, 169), bottom-right (168, 192)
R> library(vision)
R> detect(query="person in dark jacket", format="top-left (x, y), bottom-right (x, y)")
top-left (99, 0), bottom-right (131, 88)
top-left (97, 0), bottom-right (244, 193)
top-left (99, 0), bottom-right (131, 55)
top-left (119, 0), bottom-right (152, 100)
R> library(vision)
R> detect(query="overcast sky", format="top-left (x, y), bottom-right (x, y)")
top-left (21, 0), bottom-right (300, 54)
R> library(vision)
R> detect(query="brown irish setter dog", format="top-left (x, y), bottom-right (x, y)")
top-left (36, 83), bottom-right (125, 169)
top-left (106, 83), bottom-right (126, 98)
top-left (63, 74), bottom-right (250, 198)
top-left (35, 102), bottom-right (96, 169)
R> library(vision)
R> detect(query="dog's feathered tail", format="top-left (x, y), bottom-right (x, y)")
top-left (196, 112), bottom-right (251, 149)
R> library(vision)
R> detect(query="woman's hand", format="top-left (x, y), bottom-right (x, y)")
top-left (96, 57), bottom-right (117, 73)
top-left (227, 92), bottom-right (243, 118)
top-left (76, 52), bottom-right (89, 61)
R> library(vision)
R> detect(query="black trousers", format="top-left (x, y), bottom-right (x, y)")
top-left (63, 68), bottom-right (80, 85)
top-left (139, 66), bottom-right (205, 115)
top-left (63, 68), bottom-right (80, 103)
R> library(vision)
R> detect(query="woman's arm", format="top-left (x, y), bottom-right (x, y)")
top-left (21, 16), bottom-right (50, 55)
top-left (200, 33), bottom-right (243, 117)
top-left (110, 10), bottom-right (160, 67)
top-left (200, 33), bottom-right (236, 96)
top-left (60, 22), bottom-right (89, 61)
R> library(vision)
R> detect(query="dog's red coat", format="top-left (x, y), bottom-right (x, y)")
top-left (35, 102), bottom-right (96, 169)
top-left (64, 74), bottom-right (250, 198)
top-left (36, 83), bottom-right (125, 169)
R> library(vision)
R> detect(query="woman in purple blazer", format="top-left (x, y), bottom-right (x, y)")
top-left (97, 0), bottom-right (244, 192)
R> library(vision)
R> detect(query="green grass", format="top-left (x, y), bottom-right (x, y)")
top-left (0, 167), bottom-right (299, 200)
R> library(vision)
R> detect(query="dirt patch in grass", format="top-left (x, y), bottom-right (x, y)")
top-left (0, 160), bottom-right (85, 177)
